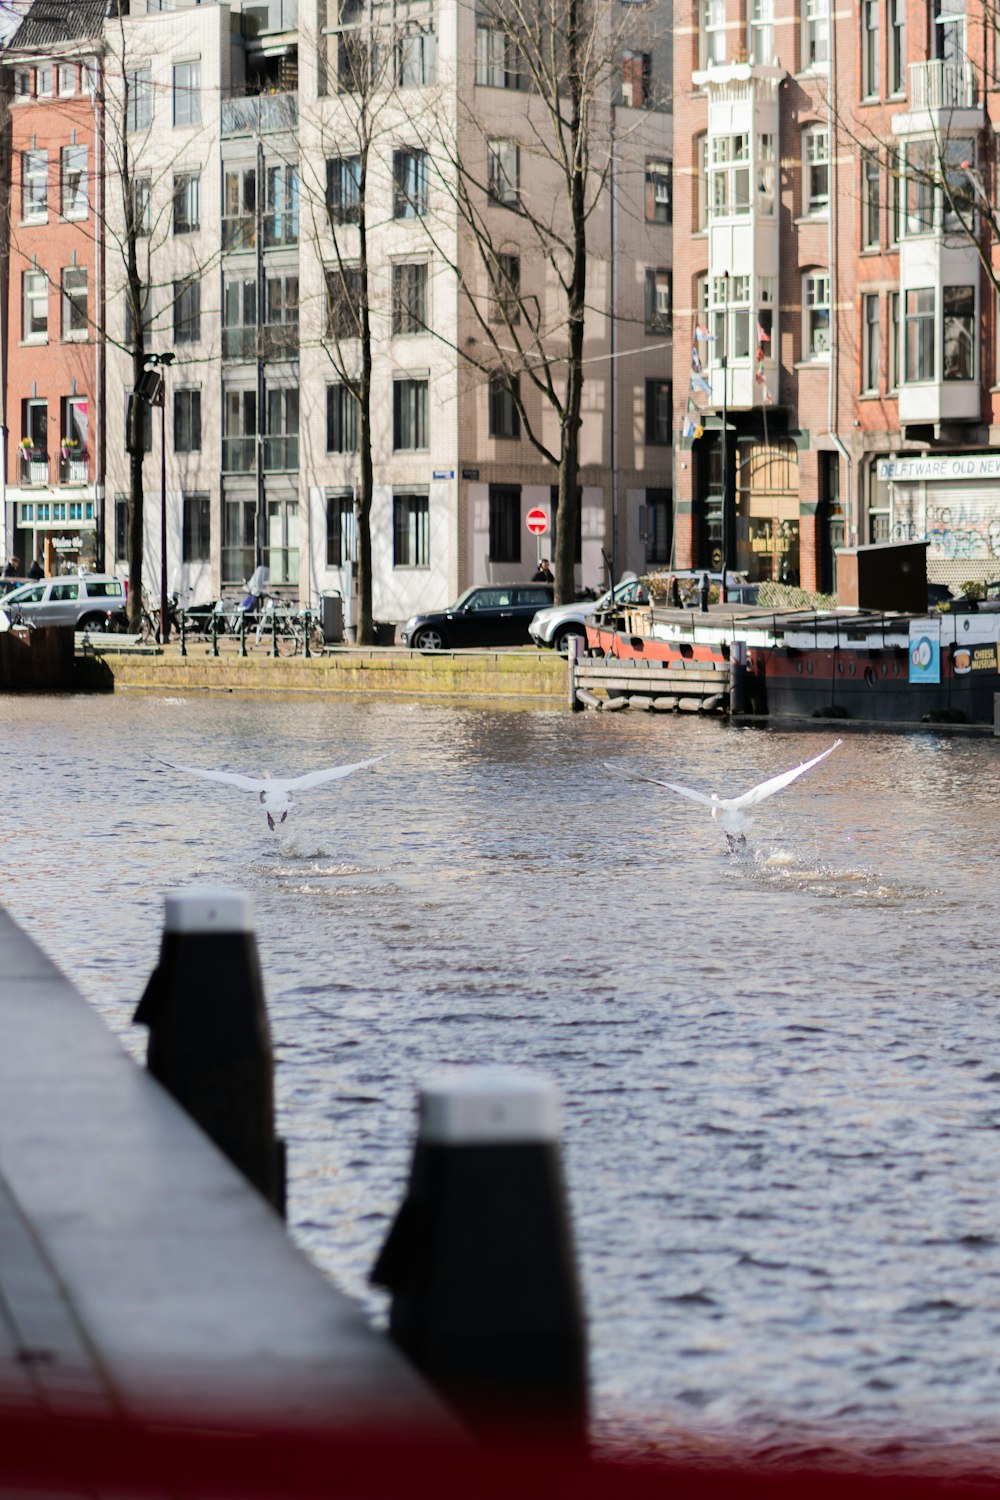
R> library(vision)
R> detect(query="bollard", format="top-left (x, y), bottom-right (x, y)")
top-left (699, 572), bottom-right (710, 612)
top-left (134, 888), bottom-right (285, 1216)
top-left (567, 634), bottom-right (582, 710)
top-left (270, 607), bottom-right (278, 658)
top-left (178, 609), bottom-right (187, 658)
top-left (239, 610), bottom-right (247, 658)
top-left (210, 612), bottom-right (219, 657)
top-left (372, 1068), bottom-right (588, 1444)
top-left (303, 609), bottom-right (311, 659)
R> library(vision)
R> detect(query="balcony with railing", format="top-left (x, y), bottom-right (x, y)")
top-left (222, 92), bottom-right (298, 137)
top-left (59, 452), bottom-right (89, 484)
top-left (908, 59), bottom-right (977, 111)
top-left (19, 452), bottom-right (49, 486)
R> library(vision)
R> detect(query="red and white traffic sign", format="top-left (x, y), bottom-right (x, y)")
top-left (526, 508), bottom-right (549, 536)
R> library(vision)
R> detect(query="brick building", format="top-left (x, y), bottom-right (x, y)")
top-left (673, 0), bottom-right (1000, 595)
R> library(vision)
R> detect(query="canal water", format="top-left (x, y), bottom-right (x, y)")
top-left (2, 691), bottom-right (999, 1465)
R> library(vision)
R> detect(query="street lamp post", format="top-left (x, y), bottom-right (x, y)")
top-left (136, 351), bottom-right (175, 643)
top-left (720, 271), bottom-right (730, 605)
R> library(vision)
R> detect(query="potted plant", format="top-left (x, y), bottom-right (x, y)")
top-left (19, 436), bottom-right (35, 454)
top-left (60, 435), bottom-right (79, 458)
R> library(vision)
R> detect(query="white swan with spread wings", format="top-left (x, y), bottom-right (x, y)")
top-left (159, 756), bottom-right (388, 829)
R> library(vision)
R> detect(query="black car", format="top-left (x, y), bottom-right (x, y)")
top-left (401, 584), bottom-right (555, 649)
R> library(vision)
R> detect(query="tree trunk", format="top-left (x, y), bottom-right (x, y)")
top-left (126, 342), bottom-right (145, 630)
top-left (554, 19), bottom-right (587, 609)
top-left (356, 163), bottom-right (375, 647)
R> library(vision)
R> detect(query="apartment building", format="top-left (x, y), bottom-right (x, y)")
top-left (673, 0), bottom-right (1000, 594)
top-left (3, 0), bottom-right (672, 618)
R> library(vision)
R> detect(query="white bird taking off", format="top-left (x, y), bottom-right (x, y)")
top-left (605, 740), bottom-right (842, 850)
top-left (159, 756), bottom-right (388, 829)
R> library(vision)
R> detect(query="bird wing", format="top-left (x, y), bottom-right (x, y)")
top-left (158, 759), bottom-right (265, 792)
top-left (282, 755), bottom-right (389, 791)
top-left (728, 739), bottom-right (842, 810)
top-left (603, 763), bottom-right (717, 808)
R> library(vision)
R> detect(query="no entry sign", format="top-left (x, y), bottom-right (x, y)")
top-left (526, 508), bottom-right (549, 535)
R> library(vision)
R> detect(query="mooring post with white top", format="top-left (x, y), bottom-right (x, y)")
top-left (134, 887), bottom-right (285, 1216)
top-left (567, 634), bottom-right (583, 710)
top-left (371, 1069), bottom-right (588, 1443)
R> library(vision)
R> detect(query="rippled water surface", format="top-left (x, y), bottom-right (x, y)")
top-left (2, 691), bottom-right (999, 1463)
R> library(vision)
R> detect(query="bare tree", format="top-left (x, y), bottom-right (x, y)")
top-left (415, 0), bottom-right (662, 603)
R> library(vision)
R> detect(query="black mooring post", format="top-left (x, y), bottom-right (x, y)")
top-left (372, 1070), bottom-right (588, 1445)
top-left (134, 888), bottom-right (285, 1216)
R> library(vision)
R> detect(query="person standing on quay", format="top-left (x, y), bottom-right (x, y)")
top-left (532, 559), bottom-right (554, 583)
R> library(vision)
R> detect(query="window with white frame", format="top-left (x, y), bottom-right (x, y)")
top-left (396, 22), bottom-right (436, 86)
top-left (645, 161), bottom-right (672, 223)
top-left (327, 154), bottom-right (361, 223)
top-left (803, 126), bottom-right (829, 213)
top-left (904, 288), bottom-right (934, 380)
top-left (23, 270), bottom-right (48, 341)
top-left (58, 63), bottom-right (77, 96)
top-left (803, 272), bottom-right (831, 358)
top-left (61, 267), bottom-right (88, 339)
top-left (488, 376), bottom-right (520, 439)
top-left (393, 149), bottom-right (429, 217)
top-left (862, 154), bottom-right (880, 248)
top-left (126, 65), bottom-right (152, 132)
top-left (14, 69), bottom-right (31, 100)
top-left (943, 285), bottom-right (975, 380)
top-left (326, 266), bottom-right (362, 340)
top-left (758, 274), bottom-right (775, 344)
top-left (801, 0), bottom-right (829, 68)
top-left (476, 24), bottom-right (525, 89)
top-left (862, 293), bottom-right (880, 391)
top-left (37, 65), bottom-right (53, 97)
top-left (757, 133), bottom-right (775, 213)
top-left (182, 492), bottom-right (210, 561)
top-left (903, 139), bottom-right (934, 234)
top-left (326, 490), bottom-right (354, 568)
top-left (392, 262), bottom-right (428, 334)
top-left (131, 176), bottom-right (151, 237)
top-left (61, 145), bottom-right (87, 218)
top-left (173, 173), bottom-right (200, 234)
top-left (862, 0), bottom-right (880, 97)
top-left (173, 277), bottom-right (201, 343)
top-left (695, 134), bottom-right (708, 230)
top-left (393, 491), bottom-right (430, 567)
top-left (933, 0), bottom-right (965, 62)
top-left (174, 389), bottom-right (202, 453)
top-left (490, 252), bottom-right (521, 324)
top-left (487, 140), bottom-right (520, 205)
top-left (889, 290), bottom-right (900, 388)
top-left (711, 273), bottom-right (751, 358)
top-left (890, 0), bottom-right (906, 92)
top-left (22, 150), bottom-right (48, 221)
top-left (749, 0), bottom-right (774, 63)
top-left (710, 134), bottom-right (751, 218)
top-left (327, 384), bottom-right (359, 452)
top-left (645, 268), bottom-right (671, 332)
top-left (173, 61), bottom-right (201, 126)
top-left (701, 0), bottom-right (727, 67)
top-left (645, 379), bottom-right (672, 445)
top-left (393, 378), bottom-right (429, 449)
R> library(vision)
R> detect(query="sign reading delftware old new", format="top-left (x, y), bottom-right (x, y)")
top-left (908, 618), bottom-right (941, 685)
top-left (878, 455), bottom-right (1000, 483)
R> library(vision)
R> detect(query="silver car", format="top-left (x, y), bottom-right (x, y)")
top-left (0, 574), bottom-right (127, 631)
top-left (529, 576), bottom-right (648, 652)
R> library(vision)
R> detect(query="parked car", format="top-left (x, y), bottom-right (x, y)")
top-left (401, 584), bottom-right (555, 650)
top-left (0, 574), bottom-right (127, 631)
top-left (529, 575), bottom-right (649, 652)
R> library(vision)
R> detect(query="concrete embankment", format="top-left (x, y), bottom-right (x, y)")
top-left (0, 903), bottom-right (453, 1432)
top-left (76, 644), bottom-right (567, 702)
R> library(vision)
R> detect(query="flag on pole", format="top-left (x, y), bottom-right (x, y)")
top-left (756, 321), bottom-right (770, 343)
top-left (694, 323), bottom-right (715, 342)
top-left (682, 413), bottom-right (704, 440)
top-left (690, 374), bottom-right (712, 396)
top-left (691, 344), bottom-right (702, 373)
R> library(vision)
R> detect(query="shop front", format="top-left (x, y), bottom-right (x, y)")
top-left (14, 498), bottom-right (98, 575)
top-left (879, 453), bottom-right (1000, 589)
top-left (737, 439), bottom-right (801, 584)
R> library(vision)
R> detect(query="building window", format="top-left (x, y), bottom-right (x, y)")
top-left (488, 484), bottom-right (521, 561)
top-left (701, 0), bottom-right (727, 66)
top-left (487, 140), bottom-right (520, 205)
top-left (887, 150), bottom-right (900, 242)
top-left (182, 492), bottom-right (211, 562)
top-left (396, 24), bottom-right (436, 86)
top-left (327, 154), bottom-right (361, 223)
top-left (23, 270), bottom-right (48, 341)
top-left (60, 145), bottom-right (87, 218)
top-left (710, 134), bottom-right (751, 218)
top-left (904, 288), bottom-right (934, 381)
top-left (804, 272), bottom-right (831, 359)
top-left (749, 0), bottom-right (774, 63)
top-left (862, 293), bottom-right (880, 392)
top-left (393, 492), bottom-right (430, 567)
top-left (61, 267), bottom-right (88, 340)
top-left (114, 495), bottom-right (128, 562)
top-left (14, 69), bottom-right (31, 100)
top-left (902, 140), bottom-right (934, 234)
top-left (488, 376), bottom-right (520, 439)
top-left (933, 0), bottom-right (964, 61)
top-left (223, 167), bottom-right (256, 250)
top-left (173, 173), bottom-right (200, 233)
top-left (943, 285), bottom-right (975, 380)
top-left (867, 459), bottom-right (891, 543)
top-left (126, 65), bottom-right (152, 132)
top-left (888, 290), bottom-right (900, 389)
top-left (223, 391), bottom-right (256, 475)
top-left (325, 266), bottom-right (362, 340)
top-left (645, 379), bottom-right (672, 445)
top-left (223, 497), bottom-right (257, 582)
top-left (173, 277), bottom-right (201, 343)
top-left (862, 155), bottom-right (880, 248)
top-left (264, 390), bottom-right (299, 473)
top-left (711, 273), bottom-right (751, 358)
top-left (943, 139), bottom-right (976, 231)
top-left (393, 378), bottom-right (429, 450)
top-left (645, 161), bottom-right (672, 223)
top-left (174, 389), bottom-right (202, 452)
top-left (58, 62), bottom-right (77, 95)
top-left (62, 395), bottom-right (88, 457)
top-left (622, 51), bottom-right (652, 108)
top-left (757, 132), bottom-right (776, 213)
top-left (476, 26), bottom-right (525, 89)
top-left (392, 262), bottom-right (428, 335)
top-left (173, 60), bottom-right (201, 126)
top-left (22, 150), bottom-right (48, 221)
top-left (265, 164), bottom-right (299, 246)
top-left (223, 276), bottom-right (256, 357)
top-left (804, 127), bottom-right (829, 213)
top-left (393, 149), bottom-right (429, 217)
top-left (326, 490), bottom-right (354, 568)
top-left (862, 0), bottom-right (880, 97)
top-left (802, 0), bottom-right (829, 67)
top-left (644, 268), bottom-right (671, 332)
top-left (326, 383), bottom-right (359, 452)
top-left (490, 252), bottom-right (521, 324)
top-left (890, 0), bottom-right (906, 92)
top-left (131, 176), bottom-right (151, 237)
top-left (642, 489), bottom-right (672, 564)
top-left (695, 134), bottom-right (708, 230)
top-left (125, 282), bottom-right (152, 345)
